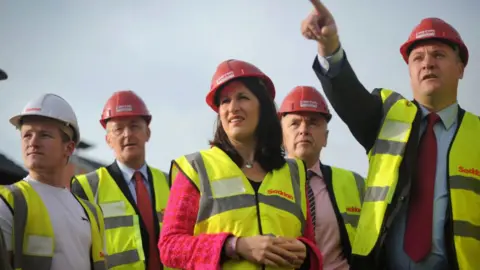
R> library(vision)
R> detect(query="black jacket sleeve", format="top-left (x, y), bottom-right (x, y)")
top-left (312, 53), bottom-right (384, 153)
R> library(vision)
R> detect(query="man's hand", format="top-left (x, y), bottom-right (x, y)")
top-left (301, 0), bottom-right (340, 56)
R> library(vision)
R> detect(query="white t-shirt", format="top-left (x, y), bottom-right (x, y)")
top-left (0, 178), bottom-right (92, 270)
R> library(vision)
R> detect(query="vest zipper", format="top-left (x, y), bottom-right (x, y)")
top-left (253, 188), bottom-right (265, 270)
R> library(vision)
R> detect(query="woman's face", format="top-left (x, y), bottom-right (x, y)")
top-left (218, 80), bottom-right (260, 143)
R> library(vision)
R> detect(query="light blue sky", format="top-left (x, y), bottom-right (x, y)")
top-left (1, 0), bottom-right (478, 176)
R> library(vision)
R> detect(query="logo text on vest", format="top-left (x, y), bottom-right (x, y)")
top-left (458, 166), bottom-right (480, 176)
top-left (346, 206), bottom-right (361, 213)
top-left (267, 189), bottom-right (293, 200)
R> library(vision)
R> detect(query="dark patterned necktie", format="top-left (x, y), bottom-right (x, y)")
top-left (306, 170), bottom-right (316, 229)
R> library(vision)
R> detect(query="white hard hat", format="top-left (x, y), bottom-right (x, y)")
top-left (9, 93), bottom-right (81, 145)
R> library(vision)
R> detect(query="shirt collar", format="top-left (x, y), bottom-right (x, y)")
top-left (116, 160), bottom-right (148, 182)
top-left (308, 160), bottom-right (323, 178)
top-left (419, 102), bottom-right (458, 130)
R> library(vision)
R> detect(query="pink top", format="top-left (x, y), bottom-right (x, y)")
top-left (309, 161), bottom-right (350, 270)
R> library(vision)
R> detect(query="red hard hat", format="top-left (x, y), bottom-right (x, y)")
top-left (278, 86), bottom-right (332, 122)
top-left (100, 90), bottom-right (152, 129)
top-left (206, 59), bottom-right (275, 112)
top-left (400, 17), bottom-right (469, 66)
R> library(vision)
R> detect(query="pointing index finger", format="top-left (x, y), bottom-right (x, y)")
top-left (309, 0), bottom-right (332, 16)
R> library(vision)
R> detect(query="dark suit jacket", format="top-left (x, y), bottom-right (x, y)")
top-left (312, 54), bottom-right (463, 270)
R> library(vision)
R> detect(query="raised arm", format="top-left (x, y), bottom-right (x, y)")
top-left (301, 1), bottom-right (384, 152)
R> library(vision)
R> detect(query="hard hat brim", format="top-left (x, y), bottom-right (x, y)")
top-left (278, 110), bottom-right (332, 123)
top-left (9, 113), bottom-right (79, 144)
top-left (0, 69), bottom-right (8, 81)
top-left (100, 114), bottom-right (152, 129)
top-left (206, 75), bottom-right (275, 112)
top-left (9, 113), bottom-right (68, 129)
top-left (400, 37), bottom-right (469, 66)
top-left (9, 114), bottom-right (23, 129)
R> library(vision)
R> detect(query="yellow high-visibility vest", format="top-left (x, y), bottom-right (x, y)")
top-left (330, 166), bottom-right (365, 245)
top-left (0, 181), bottom-right (106, 270)
top-left (171, 146), bottom-right (307, 270)
top-left (352, 89), bottom-right (480, 270)
top-left (71, 166), bottom-right (172, 270)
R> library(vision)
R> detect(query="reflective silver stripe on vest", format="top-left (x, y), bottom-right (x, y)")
top-left (104, 216), bottom-right (134, 229)
top-left (363, 186), bottom-right (389, 202)
top-left (81, 172), bottom-right (127, 232)
top-left (449, 175), bottom-right (480, 240)
top-left (364, 91), bottom-right (407, 203)
top-left (103, 212), bottom-right (162, 228)
top-left (185, 152), bottom-right (305, 231)
top-left (352, 172), bottom-right (365, 203)
top-left (80, 199), bottom-right (101, 229)
top-left (453, 220), bottom-right (480, 241)
top-left (106, 249), bottom-right (140, 269)
top-left (71, 178), bottom-right (88, 200)
top-left (370, 91), bottom-right (406, 156)
top-left (85, 171), bottom-right (101, 197)
top-left (341, 212), bottom-right (360, 227)
top-left (93, 261), bottom-right (107, 270)
top-left (71, 171), bottom-right (100, 201)
top-left (5, 185), bottom-right (53, 270)
top-left (450, 175), bottom-right (480, 195)
top-left (371, 140), bottom-right (406, 156)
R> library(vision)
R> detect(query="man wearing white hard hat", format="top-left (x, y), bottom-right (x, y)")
top-left (0, 69), bottom-right (11, 270)
top-left (0, 93), bottom-right (107, 270)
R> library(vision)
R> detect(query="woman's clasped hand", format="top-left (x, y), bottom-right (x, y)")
top-left (236, 235), bottom-right (307, 268)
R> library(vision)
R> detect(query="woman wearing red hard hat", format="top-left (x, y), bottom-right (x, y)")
top-left (159, 59), bottom-right (322, 269)
top-left (301, 1), bottom-right (478, 269)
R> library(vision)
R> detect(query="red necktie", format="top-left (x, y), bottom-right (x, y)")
top-left (404, 113), bottom-right (440, 262)
top-left (134, 171), bottom-right (162, 270)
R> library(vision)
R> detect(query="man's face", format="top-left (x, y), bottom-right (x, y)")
top-left (281, 112), bottom-right (328, 162)
top-left (408, 40), bottom-right (464, 100)
top-left (20, 117), bottom-right (75, 172)
top-left (105, 116), bottom-right (150, 163)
